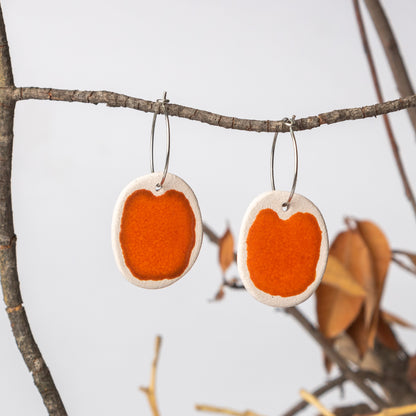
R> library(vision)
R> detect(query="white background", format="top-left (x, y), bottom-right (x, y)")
top-left (0, 1), bottom-right (415, 415)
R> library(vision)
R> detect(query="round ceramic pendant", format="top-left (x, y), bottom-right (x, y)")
top-left (112, 172), bottom-right (203, 289)
top-left (237, 190), bottom-right (328, 307)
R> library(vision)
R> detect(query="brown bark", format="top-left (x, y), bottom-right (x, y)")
top-left (282, 375), bottom-right (346, 416)
top-left (353, 0), bottom-right (416, 220)
top-left (285, 307), bottom-right (387, 409)
top-left (0, 5), bottom-right (67, 415)
top-left (0, 86), bottom-right (414, 133)
top-left (364, 0), bottom-right (416, 136)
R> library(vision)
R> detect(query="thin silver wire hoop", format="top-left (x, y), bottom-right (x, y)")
top-left (150, 91), bottom-right (171, 190)
top-left (270, 115), bottom-right (299, 209)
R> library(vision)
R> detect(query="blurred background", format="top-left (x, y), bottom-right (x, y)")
top-left (0, 1), bottom-right (415, 414)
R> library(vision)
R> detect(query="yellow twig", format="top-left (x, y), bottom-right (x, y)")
top-left (195, 404), bottom-right (267, 416)
top-left (139, 335), bottom-right (162, 416)
top-left (373, 404), bottom-right (416, 416)
top-left (299, 389), bottom-right (335, 416)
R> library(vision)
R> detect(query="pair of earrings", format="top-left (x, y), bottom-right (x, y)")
top-left (111, 93), bottom-right (328, 307)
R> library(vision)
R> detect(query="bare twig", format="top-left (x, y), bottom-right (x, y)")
top-left (373, 403), bottom-right (416, 416)
top-left (282, 375), bottom-right (346, 416)
top-left (391, 254), bottom-right (416, 275)
top-left (299, 390), bottom-right (334, 416)
top-left (0, 86), bottom-right (415, 134)
top-left (140, 335), bottom-right (162, 416)
top-left (353, 0), bottom-right (416, 220)
top-left (285, 307), bottom-right (388, 408)
top-left (195, 404), bottom-right (267, 416)
top-left (0, 5), bottom-right (67, 415)
top-left (203, 223), bottom-right (220, 245)
top-left (364, 0), bottom-right (416, 135)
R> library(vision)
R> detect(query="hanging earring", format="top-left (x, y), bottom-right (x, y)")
top-left (111, 92), bottom-right (203, 289)
top-left (237, 116), bottom-right (328, 307)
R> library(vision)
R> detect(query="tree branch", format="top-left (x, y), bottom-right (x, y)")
top-left (140, 335), bottom-right (162, 416)
top-left (0, 5), bottom-right (67, 415)
top-left (391, 256), bottom-right (416, 276)
top-left (391, 250), bottom-right (416, 276)
top-left (0, 86), bottom-right (415, 133)
top-left (203, 224), bottom-right (220, 245)
top-left (364, 0), bottom-right (416, 135)
top-left (285, 307), bottom-right (388, 409)
top-left (195, 404), bottom-right (267, 416)
top-left (353, 0), bottom-right (416, 220)
top-left (281, 375), bottom-right (346, 416)
top-left (299, 389), bottom-right (335, 416)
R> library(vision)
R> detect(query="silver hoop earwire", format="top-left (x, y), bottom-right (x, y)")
top-left (270, 115), bottom-right (299, 210)
top-left (150, 91), bottom-right (171, 191)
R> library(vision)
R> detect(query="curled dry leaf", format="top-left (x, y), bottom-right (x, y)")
top-left (316, 230), bottom-right (369, 339)
top-left (347, 309), bottom-right (369, 357)
top-left (334, 334), bottom-right (360, 366)
top-left (356, 220), bottom-right (391, 288)
top-left (355, 220), bottom-right (391, 348)
top-left (219, 226), bottom-right (235, 273)
top-left (381, 310), bottom-right (415, 329)
top-left (322, 255), bottom-right (366, 297)
top-left (376, 312), bottom-right (401, 351)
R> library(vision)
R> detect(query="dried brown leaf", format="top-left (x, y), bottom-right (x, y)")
top-left (322, 255), bottom-right (367, 297)
top-left (219, 227), bottom-right (234, 273)
top-left (334, 334), bottom-right (360, 365)
top-left (376, 313), bottom-right (400, 351)
top-left (381, 310), bottom-right (415, 329)
top-left (324, 353), bottom-right (333, 374)
top-left (356, 220), bottom-right (391, 345)
top-left (356, 220), bottom-right (391, 288)
top-left (316, 230), bottom-right (368, 338)
top-left (316, 282), bottom-right (363, 339)
top-left (347, 309), bottom-right (369, 357)
top-left (211, 286), bottom-right (225, 302)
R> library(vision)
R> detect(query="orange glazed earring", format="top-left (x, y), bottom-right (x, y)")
top-left (111, 92), bottom-right (203, 289)
top-left (237, 116), bottom-right (328, 307)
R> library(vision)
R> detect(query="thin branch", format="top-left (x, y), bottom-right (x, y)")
top-left (364, 0), bottom-right (416, 135)
top-left (299, 390), bottom-right (334, 416)
top-left (0, 5), bottom-right (67, 415)
top-left (373, 403), bottom-right (416, 416)
top-left (391, 256), bottom-right (416, 276)
top-left (353, 0), bottom-right (416, 220)
top-left (282, 375), bottom-right (346, 416)
top-left (140, 335), bottom-right (162, 416)
top-left (203, 223), bottom-right (220, 245)
top-left (0, 86), bottom-right (415, 133)
top-left (285, 307), bottom-right (388, 409)
top-left (195, 404), bottom-right (267, 416)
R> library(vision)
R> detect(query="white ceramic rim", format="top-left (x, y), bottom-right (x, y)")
top-left (111, 172), bottom-right (203, 289)
top-left (237, 190), bottom-right (328, 307)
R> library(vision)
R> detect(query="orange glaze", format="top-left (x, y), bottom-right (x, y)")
top-left (120, 189), bottom-right (196, 280)
top-left (246, 208), bottom-right (322, 297)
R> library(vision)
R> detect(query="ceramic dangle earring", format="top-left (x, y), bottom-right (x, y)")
top-left (112, 92), bottom-right (203, 289)
top-left (237, 116), bottom-right (328, 307)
